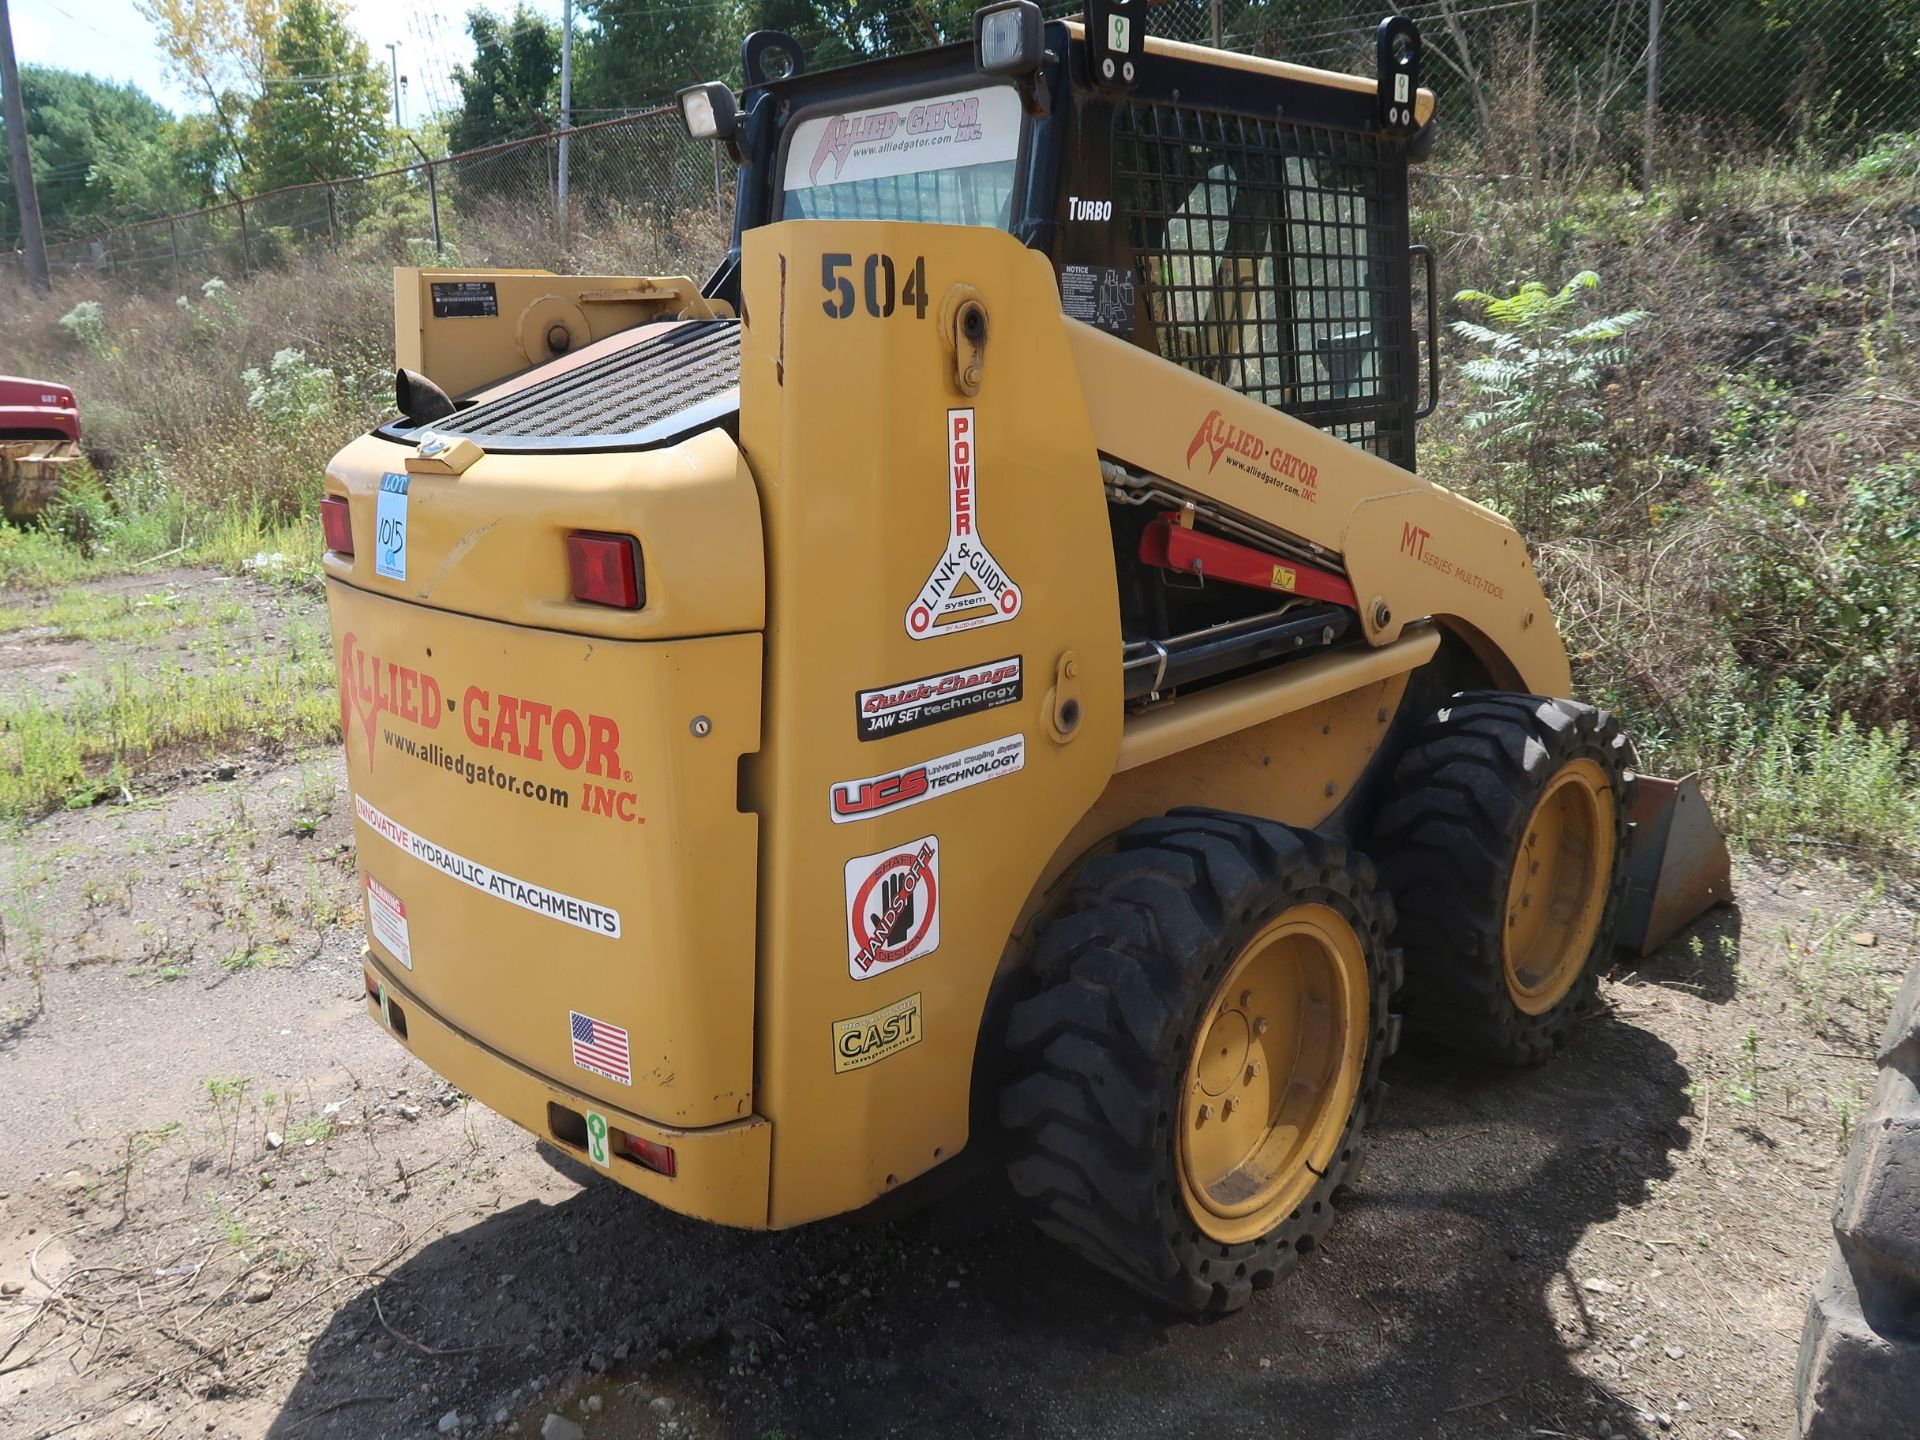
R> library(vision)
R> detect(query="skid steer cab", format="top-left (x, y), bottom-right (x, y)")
top-left (321, 0), bottom-right (1729, 1313)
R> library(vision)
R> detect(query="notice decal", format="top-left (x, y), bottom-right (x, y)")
top-left (829, 733), bottom-right (1025, 823)
top-left (904, 409), bottom-right (1022, 640)
top-left (365, 874), bottom-right (412, 970)
top-left (855, 655), bottom-right (1022, 741)
top-left (353, 793), bottom-right (622, 938)
top-left (845, 838), bottom-right (940, 979)
top-left (832, 992), bottom-right (924, 1072)
top-left (374, 472), bottom-right (409, 580)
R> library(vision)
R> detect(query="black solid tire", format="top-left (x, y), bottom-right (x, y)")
top-left (1797, 962), bottom-right (1920, 1437)
top-left (998, 810), bottom-right (1400, 1314)
top-left (1373, 692), bottom-right (1632, 1066)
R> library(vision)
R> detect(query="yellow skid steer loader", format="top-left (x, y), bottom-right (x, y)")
top-left (320, 3), bottom-right (1728, 1312)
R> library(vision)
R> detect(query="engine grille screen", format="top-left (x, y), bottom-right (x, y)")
top-left (403, 319), bottom-right (740, 452)
top-left (1113, 103), bottom-right (1415, 470)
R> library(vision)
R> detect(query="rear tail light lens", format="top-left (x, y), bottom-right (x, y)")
top-left (320, 495), bottom-right (353, 555)
top-left (620, 1133), bottom-right (677, 1177)
top-left (566, 532), bottom-right (643, 609)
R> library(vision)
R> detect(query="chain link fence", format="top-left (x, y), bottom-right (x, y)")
top-left (30, 108), bottom-right (732, 287)
top-left (17, 0), bottom-right (1918, 289)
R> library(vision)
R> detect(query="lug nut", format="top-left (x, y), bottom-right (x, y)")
top-left (1239, 989), bottom-right (1252, 1007)
top-left (1246, 1062), bottom-right (1263, 1081)
top-left (1196, 1103), bottom-right (1213, 1124)
top-left (1253, 1017), bottom-right (1269, 1036)
top-left (1222, 1096), bottom-right (1239, 1118)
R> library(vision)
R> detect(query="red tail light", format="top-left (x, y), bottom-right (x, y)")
top-left (621, 1133), bottom-right (677, 1177)
top-left (566, 532), bottom-right (643, 609)
top-left (321, 495), bottom-right (353, 555)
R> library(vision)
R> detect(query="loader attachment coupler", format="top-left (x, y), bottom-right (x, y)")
top-left (1615, 774), bottom-right (1733, 956)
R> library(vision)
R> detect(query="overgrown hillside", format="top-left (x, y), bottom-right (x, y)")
top-left (2, 139), bottom-right (1918, 853)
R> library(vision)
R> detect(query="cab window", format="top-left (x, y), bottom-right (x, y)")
top-left (782, 84), bottom-right (1024, 228)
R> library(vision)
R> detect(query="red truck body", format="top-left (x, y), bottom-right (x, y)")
top-left (0, 375), bottom-right (80, 443)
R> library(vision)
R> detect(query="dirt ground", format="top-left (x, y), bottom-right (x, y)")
top-left (0, 574), bottom-right (1911, 1440)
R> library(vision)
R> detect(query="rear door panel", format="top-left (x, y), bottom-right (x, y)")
top-left (331, 581), bottom-right (762, 1127)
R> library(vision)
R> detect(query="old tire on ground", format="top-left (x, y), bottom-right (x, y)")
top-left (1796, 961), bottom-right (1920, 1437)
top-left (999, 810), bottom-right (1399, 1314)
top-left (1373, 693), bottom-right (1631, 1067)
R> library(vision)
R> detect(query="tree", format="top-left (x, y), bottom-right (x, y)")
top-left (134, 0), bottom-right (283, 176)
top-left (448, 6), bottom-right (561, 150)
top-left (572, 0), bottom-right (739, 115)
top-left (0, 67), bottom-right (204, 240)
top-left (247, 0), bottom-right (390, 189)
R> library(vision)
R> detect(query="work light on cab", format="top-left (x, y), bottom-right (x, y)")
top-left (320, 494), bottom-right (352, 555)
top-left (565, 531), bottom-right (643, 609)
top-left (677, 82), bottom-right (736, 143)
top-left (974, 0), bottom-right (1043, 75)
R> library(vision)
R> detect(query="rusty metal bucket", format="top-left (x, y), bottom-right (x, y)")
top-left (1615, 773), bottom-right (1734, 956)
top-left (0, 439), bottom-right (79, 522)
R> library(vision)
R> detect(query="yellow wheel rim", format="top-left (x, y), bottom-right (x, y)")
top-left (1176, 904), bottom-right (1369, 1247)
top-left (1502, 757), bottom-right (1617, 1015)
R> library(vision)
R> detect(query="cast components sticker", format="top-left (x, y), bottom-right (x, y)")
top-left (845, 837), bottom-right (940, 979)
top-left (365, 874), bottom-right (412, 970)
top-left (904, 409), bottom-right (1022, 639)
top-left (353, 793), bottom-right (622, 938)
top-left (833, 992), bottom-right (923, 1072)
top-left (855, 655), bottom-right (1022, 741)
top-left (375, 471), bottom-right (409, 580)
top-left (829, 733), bottom-right (1025, 823)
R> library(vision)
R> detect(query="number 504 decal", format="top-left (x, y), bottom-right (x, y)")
top-left (822, 252), bottom-right (928, 319)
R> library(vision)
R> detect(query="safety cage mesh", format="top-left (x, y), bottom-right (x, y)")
top-left (1113, 102), bottom-right (1414, 469)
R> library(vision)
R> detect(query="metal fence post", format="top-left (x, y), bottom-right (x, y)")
top-left (233, 192), bottom-right (251, 279)
top-left (404, 136), bottom-right (443, 257)
top-left (1643, 0), bottom-right (1663, 197)
top-left (325, 180), bottom-right (339, 246)
top-left (1210, 0), bottom-right (1222, 48)
top-left (169, 218), bottom-right (180, 285)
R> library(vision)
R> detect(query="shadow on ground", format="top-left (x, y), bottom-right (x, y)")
top-left (266, 983), bottom-right (1695, 1440)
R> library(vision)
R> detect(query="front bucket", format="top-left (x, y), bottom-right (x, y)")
top-left (1615, 774), bottom-right (1734, 956)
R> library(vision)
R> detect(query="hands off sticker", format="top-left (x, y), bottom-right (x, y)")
top-left (845, 836), bottom-right (940, 979)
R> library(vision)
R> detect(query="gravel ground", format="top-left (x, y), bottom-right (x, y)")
top-left (0, 576), bottom-right (1910, 1440)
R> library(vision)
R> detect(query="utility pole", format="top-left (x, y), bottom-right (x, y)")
top-left (0, 0), bottom-right (49, 291)
top-left (557, 0), bottom-right (574, 241)
top-left (386, 41), bottom-right (404, 130)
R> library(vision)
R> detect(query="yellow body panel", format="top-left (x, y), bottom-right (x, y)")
top-left (395, 267), bottom-right (730, 399)
top-left (736, 222), bottom-right (1126, 1225)
top-left (323, 426), bottom-right (763, 640)
top-left (1064, 323), bottom-right (1571, 697)
top-left (327, 579), bottom-right (763, 1128)
top-left (364, 953), bottom-right (771, 1227)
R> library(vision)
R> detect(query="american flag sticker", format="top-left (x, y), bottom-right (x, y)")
top-left (569, 1010), bottom-right (631, 1086)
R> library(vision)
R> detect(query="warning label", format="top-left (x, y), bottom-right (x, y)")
top-left (365, 874), bottom-right (412, 970)
top-left (845, 836), bottom-right (940, 979)
top-left (1060, 265), bottom-right (1137, 334)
